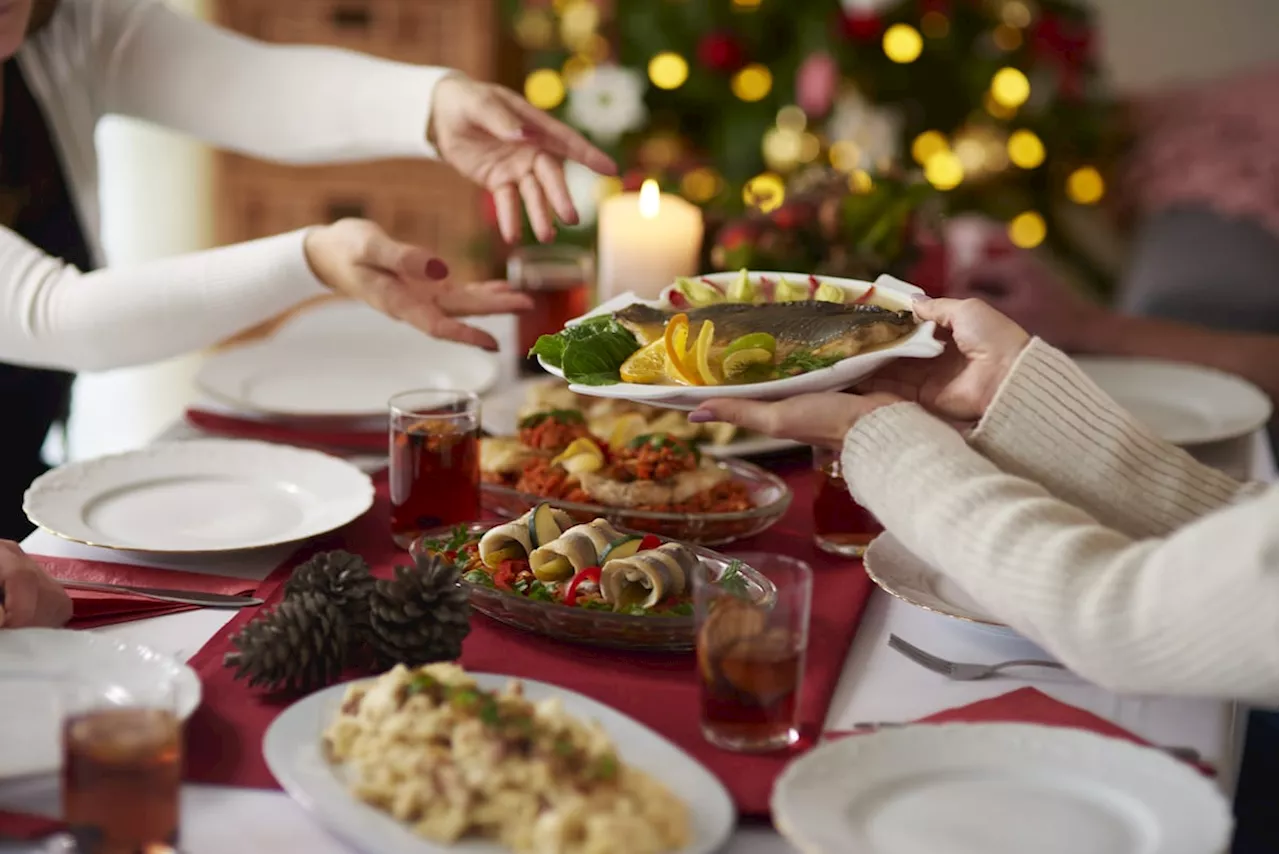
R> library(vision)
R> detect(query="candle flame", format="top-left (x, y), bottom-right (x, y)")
top-left (638, 179), bottom-right (660, 219)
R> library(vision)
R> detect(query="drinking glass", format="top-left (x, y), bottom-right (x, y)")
top-left (695, 553), bottom-right (812, 752)
top-left (507, 245), bottom-right (594, 375)
top-left (61, 678), bottom-right (182, 854)
top-left (811, 445), bottom-right (883, 557)
top-left (389, 389), bottom-right (481, 548)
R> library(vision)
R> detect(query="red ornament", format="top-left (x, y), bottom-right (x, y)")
top-left (770, 202), bottom-right (813, 231)
top-left (1031, 13), bottom-right (1095, 69)
top-left (621, 169), bottom-right (648, 192)
top-left (919, 0), bottom-right (951, 13)
top-left (839, 10), bottom-right (883, 42)
top-left (697, 32), bottom-right (744, 72)
top-left (716, 221), bottom-right (759, 251)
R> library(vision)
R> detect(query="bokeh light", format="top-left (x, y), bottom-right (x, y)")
top-left (731, 64), bottom-right (773, 102)
top-left (524, 69), bottom-right (565, 110)
top-left (993, 24), bottom-right (1022, 51)
top-left (513, 9), bottom-right (555, 50)
top-left (562, 55), bottom-right (593, 87)
top-left (911, 130), bottom-right (948, 166)
top-left (777, 105), bottom-right (807, 133)
top-left (990, 67), bottom-right (1031, 108)
top-left (1007, 129), bottom-right (1045, 168)
top-left (680, 168), bottom-right (721, 203)
top-left (1008, 211), bottom-right (1046, 247)
top-left (799, 133), bottom-right (822, 162)
top-left (883, 24), bottom-right (924, 63)
top-left (984, 91), bottom-right (1017, 119)
top-left (1066, 166), bottom-right (1106, 204)
top-left (848, 169), bottom-right (874, 193)
top-left (559, 0), bottom-right (600, 50)
top-left (762, 128), bottom-right (804, 171)
top-left (828, 140), bottom-right (862, 172)
top-left (743, 172), bottom-right (786, 212)
top-left (1001, 0), bottom-right (1032, 28)
top-left (924, 151), bottom-right (964, 190)
top-left (648, 52), bottom-right (689, 90)
top-left (921, 11), bottom-right (950, 39)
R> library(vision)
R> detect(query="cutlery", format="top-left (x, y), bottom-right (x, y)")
top-left (888, 633), bottom-right (1066, 680)
top-left (54, 580), bottom-right (262, 609)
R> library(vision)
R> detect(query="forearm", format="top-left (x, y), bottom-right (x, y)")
top-left (1077, 311), bottom-right (1278, 402)
top-left (845, 405), bottom-right (1279, 703)
top-left (98, 0), bottom-right (450, 163)
top-left (0, 228), bottom-right (326, 372)
top-left (970, 339), bottom-right (1255, 539)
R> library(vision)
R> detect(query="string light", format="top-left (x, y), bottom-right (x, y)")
top-left (924, 151), bottom-right (964, 190)
top-left (883, 23), bottom-right (924, 63)
top-left (1001, 0), bottom-right (1032, 28)
top-left (993, 24), bottom-right (1022, 51)
top-left (1008, 211), bottom-right (1046, 248)
top-left (829, 140), bottom-right (862, 172)
top-left (984, 91), bottom-right (1017, 119)
top-left (648, 52), bottom-right (689, 90)
top-left (743, 172), bottom-right (786, 213)
top-left (990, 67), bottom-right (1031, 108)
top-left (921, 11), bottom-right (950, 39)
top-left (762, 127), bottom-right (804, 171)
top-left (680, 168), bottom-right (721, 203)
top-left (1066, 166), bottom-right (1106, 204)
top-left (1007, 129), bottom-right (1045, 168)
top-left (562, 55), bottom-right (593, 87)
top-left (731, 64), bottom-right (773, 101)
top-left (777, 105), bottom-right (807, 133)
top-left (524, 69), bottom-right (565, 110)
top-left (559, 0), bottom-right (600, 50)
top-left (585, 34), bottom-right (611, 62)
top-left (731, 0), bottom-right (762, 8)
top-left (799, 133), bottom-right (822, 162)
top-left (512, 9), bottom-right (555, 50)
top-left (848, 169), bottom-right (874, 193)
top-left (953, 134), bottom-right (988, 172)
top-left (911, 130), bottom-right (948, 166)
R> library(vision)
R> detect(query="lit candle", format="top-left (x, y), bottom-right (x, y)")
top-left (596, 180), bottom-right (704, 301)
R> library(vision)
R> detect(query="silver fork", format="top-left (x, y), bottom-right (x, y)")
top-left (888, 634), bottom-right (1067, 681)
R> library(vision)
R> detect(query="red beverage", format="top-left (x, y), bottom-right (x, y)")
top-left (508, 245), bottom-right (596, 376)
top-left (517, 279), bottom-right (591, 357)
top-left (812, 450), bottom-right (883, 557)
top-left (390, 419), bottom-right (480, 548)
top-left (62, 708), bottom-right (182, 853)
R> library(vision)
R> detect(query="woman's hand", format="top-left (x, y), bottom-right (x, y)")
top-left (303, 219), bottom-right (533, 351)
top-left (688, 392), bottom-right (903, 451)
top-left (860, 297), bottom-right (1031, 424)
top-left (0, 541), bottom-right (72, 629)
top-left (429, 76), bottom-right (617, 244)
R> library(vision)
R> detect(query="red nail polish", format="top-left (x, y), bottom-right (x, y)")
top-left (425, 258), bottom-right (449, 280)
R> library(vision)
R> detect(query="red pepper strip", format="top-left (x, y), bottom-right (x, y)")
top-left (808, 274), bottom-right (821, 296)
top-left (493, 560), bottom-right (520, 592)
top-left (668, 290), bottom-right (690, 309)
top-left (855, 285), bottom-right (876, 304)
top-left (700, 277), bottom-right (724, 295)
top-left (638, 534), bottom-right (661, 551)
top-left (564, 566), bottom-right (602, 606)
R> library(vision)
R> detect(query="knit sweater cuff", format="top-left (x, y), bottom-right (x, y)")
top-left (841, 402), bottom-right (973, 510)
top-left (358, 64), bottom-right (456, 160)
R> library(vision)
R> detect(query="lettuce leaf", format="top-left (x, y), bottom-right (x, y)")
top-left (528, 315), bottom-right (639, 385)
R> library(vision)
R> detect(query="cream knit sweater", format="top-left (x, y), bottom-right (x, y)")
top-left (843, 339), bottom-right (1278, 704)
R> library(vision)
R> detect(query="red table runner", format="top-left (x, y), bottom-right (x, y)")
top-left (185, 462), bottom-right (874, 815)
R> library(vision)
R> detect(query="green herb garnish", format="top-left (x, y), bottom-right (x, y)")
top-left (776, 349), bottom-right (843, 377)
top-left (462, 569), bottom-right (494, 587)
top-left (406, 673), bottom-right (438, 696)
top-left (665, 602), bottom-right (694, 616)
top-left (591, 753), bottom-right (619, 781)
top-left (554, 737), bottom-right (575, 757)
top-left (718, 559), bottom-right (750, 597)
top-left (530, 316), bottom-right (640, 385)
top-left (518, 409), bottom-right (586, 430)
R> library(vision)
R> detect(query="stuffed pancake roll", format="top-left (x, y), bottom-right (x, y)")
top-left (649, 542), bottom-right (699, 597)
top-left (478, 507), bottom-right (572, 568)
top-left (600, 545), bottom-right (691, 610)
top-left (528, 518), bottom-right (622, 582)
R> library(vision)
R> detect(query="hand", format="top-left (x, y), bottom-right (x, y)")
top-left (860, 297), bottom-right (1031, 424)
top-left (949, 249), bottom-right (1105, 351)
top-left (429, 75), bottom-right (618, 243)
top-left (303, 219), bottom-right (533, 351)
top-left (687, 392), bottom-right (903, 451)
top-left (0, 541), bottom-right (71, 629)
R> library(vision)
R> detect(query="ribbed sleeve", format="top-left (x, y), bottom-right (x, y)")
top-left (969, 339), bottom-right (1252, 538)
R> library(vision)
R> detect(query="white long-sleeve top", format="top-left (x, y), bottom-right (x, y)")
top-left (843, 339), bottom-right (1278, 705)
top-left (3, 0), bottom-right (453, 372)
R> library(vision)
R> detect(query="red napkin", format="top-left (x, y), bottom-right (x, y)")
top-left (184, 465), bottom-right (877, 817)
top-left (0, 809), bottom-right (64, 841)
top-left (32, 556), bottom-right (259, 630)
top-left (185, 409), bottom-right (386, 453)
top-left (829, 687), bottom-right (1215, 776)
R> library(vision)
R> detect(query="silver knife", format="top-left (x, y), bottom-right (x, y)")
top-left (55, 579), bottom-right (263, 609)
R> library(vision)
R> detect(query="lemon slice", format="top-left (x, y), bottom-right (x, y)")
top-left (693, 320), bottom-right (720, 385)
top-left (726, 269), bottom-right (755, 303)
top-left (551, 437), bottom-right (604, 474)
top-left (814, 282), bottom-right (846, 303)
top-left (722, 347), bottom-right (774, 379)
top-left (607, 412), bottom-right (649, 450)
top-left (619, 339), bottom-right (666, 384)
top-left (663, 314), bottom-right (702, 385)
top-left (773, 275), bottom-right (810, 302)
top-left (723, 332), bottom-right (777, 359)
top-left (675, 277), bottom-right (724, 307)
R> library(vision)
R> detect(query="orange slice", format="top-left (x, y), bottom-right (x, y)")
top-left (693, 320), bottom-right (719, 385)
top-left (663, 314), bottom-right (702, 385)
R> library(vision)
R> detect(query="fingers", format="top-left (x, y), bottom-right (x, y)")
top-left (437, 281), bottom-right (535, 317)
top-left (687, 398), bottom-right (778, 434)
top-left (493, 185), bottom-right (523, 244)
top-left (519, 174), bottom-right (555, 243)
top-left (911, 297), bottom-right (969, 329)
top-left (533, 153), bottom-right (578, 226)
top-left (499, 88), bottom-right (618, 175)
top-left (474, 92), bottom-right (526, 143)
top-left (0, 569), bottom-right (38, 628)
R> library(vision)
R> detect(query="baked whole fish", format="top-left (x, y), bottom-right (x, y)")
top-left (613, 301), bottom-right (916, 361)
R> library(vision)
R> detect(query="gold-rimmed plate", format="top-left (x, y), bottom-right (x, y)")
top-left (863, 534), bottom-right (1017, 637)
top-left (23, 439), bottom-right (374, 554)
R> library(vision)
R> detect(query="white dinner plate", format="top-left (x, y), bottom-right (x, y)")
top-left (480, 377), bottom-right (800, 458)
top-left (538, 273), bottom-right (944, 410)
top-left (1075, 357), bottom-right (1272, 446)
top-left (863, 534), bottom-right (1017, 637)
top-left (197, 333), bottom-right (499, 420)
top-left (772, 723), bottom-right (1231, 854)
top-left (23, 439), bottom-right (374, 553)
top-left (264, 673), bottom-right (736, 854)
top-left (0, 629), bottom-right (201, 780)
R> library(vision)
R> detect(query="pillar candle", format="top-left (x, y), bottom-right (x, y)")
top-left (596, 180), bottom-right (704, 301)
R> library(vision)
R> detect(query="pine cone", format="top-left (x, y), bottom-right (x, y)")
top-left (283, 550), bottom-right (375, 626)
top-left (368, 552), bottom-right (471, 668)
top-left (224, 592), bottom-right (351, 693)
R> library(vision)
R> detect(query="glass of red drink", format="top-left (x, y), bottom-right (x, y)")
top-left (389, 389), bottom-right (481, 548)
top-left (61, 679), bottom-right (182, 854)
top-left (695, 552), bottom-right (812, 752)
top-left (507, 245), bottom-right (594, 375)
top-left (812, 445), bottom-right (883, 558)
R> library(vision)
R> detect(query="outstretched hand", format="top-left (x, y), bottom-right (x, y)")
top-left (0, 540), bottom-right (71, 629)
top-left (688, 392), bottom-right (903, 451)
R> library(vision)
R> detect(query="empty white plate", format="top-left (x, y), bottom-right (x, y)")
top-left (197, 334), bottom-right (499, 420)
top-left (772, 723), bottom-right (1231, 854)
top-left (0, 629), bottom-right (201, 780)
top-left (264, 673), bottom-right (736, 854)
top-left (1075, 357), bottom-right (1272, 446)
top-left (24, 439), bottom-right (374, 553)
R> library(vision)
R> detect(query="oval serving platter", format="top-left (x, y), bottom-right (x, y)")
top-left (412, 521), bottom-right (773, 651)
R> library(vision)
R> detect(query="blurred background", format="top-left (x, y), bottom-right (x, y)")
top-left (75, 0), bottom-right (1277, 461)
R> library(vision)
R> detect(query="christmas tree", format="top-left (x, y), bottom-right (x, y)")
top-left (499, 0), bottom-right (1119, 287)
